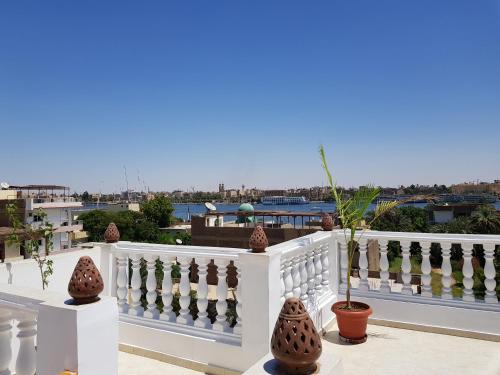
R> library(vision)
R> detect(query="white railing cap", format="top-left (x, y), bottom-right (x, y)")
top-left (333, 229), bottom-right (500, 245)
top-left (111, 241), bottom-right (247, 260)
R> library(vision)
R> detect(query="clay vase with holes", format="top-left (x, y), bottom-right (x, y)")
top-left (321, 213), bottom-right (334, 231)
top-left (270, 298), bottom-right (322, 374)
top-left (249, 225), bottom-right (268, 253)
top-left (68, 256), bottom-right (104, 304)
top-left (104, 222), bottom-right (120, 243)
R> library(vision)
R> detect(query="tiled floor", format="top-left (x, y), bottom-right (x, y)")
top-left (119, 323), bottom-right (500, 375)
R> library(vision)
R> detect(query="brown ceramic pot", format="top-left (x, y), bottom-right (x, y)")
top-left (271, 298), bottom-right (322, 374)
top-left (68, 256), bottom-right (104, 304)
top-left (332, 300), bottom-right (372, 343)
top-left (104, 222), bottom-right (120, 243)
top-left (249, 225), bottom-right (268, 253)
top-left (321, 213), bottom-right (334, 231)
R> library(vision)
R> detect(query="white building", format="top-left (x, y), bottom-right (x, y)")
top-left (0, 185), bottom-right (86, 254)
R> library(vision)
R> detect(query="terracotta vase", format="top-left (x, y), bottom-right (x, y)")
top-left (332, 300), bottom-right (372, 343)
top-left (104, 222), bottom-right (120, 243)
top-left (249, 225), bottom-right (268, 253)
top-left (68, 256), bottom-right (104, 304)
top-left (271, 298), bottom-right (322, 374)
top-left (321, 213), bottom-right (334, 231)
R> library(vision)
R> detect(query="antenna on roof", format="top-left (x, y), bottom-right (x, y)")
top-left (123, 166), bottom-right (129, 202)
top-left (205, 202), bottom-right (216, 212)
top-left (0, 182), bottom-right (10, 189)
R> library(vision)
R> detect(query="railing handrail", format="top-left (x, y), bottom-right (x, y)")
top-left (333, 229), bottom-right (500, 245)
top-left (111, 241), bottom-right (246, 260)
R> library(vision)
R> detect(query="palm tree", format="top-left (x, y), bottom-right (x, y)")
top-left (320, 146), bottom-right (399, 309)
top-left (470, 205), bottom-right (500, 234)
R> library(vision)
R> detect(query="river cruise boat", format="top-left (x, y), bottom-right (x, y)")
top-left (261, 196), bottom-right (309, 205)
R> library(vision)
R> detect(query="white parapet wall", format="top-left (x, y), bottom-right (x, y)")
top-left (0, 246), bottom-right (102, 294)
top-left (0, 284), bottom-right (118, 375)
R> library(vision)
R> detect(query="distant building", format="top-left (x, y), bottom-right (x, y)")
top-left (451, 181), bottom-right (500, 196)
top-left (430, 203), bottom-right (481, 224)
top-left (0, 185), bottom-right (87, 260)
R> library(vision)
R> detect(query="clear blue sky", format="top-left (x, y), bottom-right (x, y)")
top-left (1, 1), bottom-right (499, 193)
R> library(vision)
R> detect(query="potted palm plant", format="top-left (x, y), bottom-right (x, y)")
top-left (320, 146), bottom-right (399, 343)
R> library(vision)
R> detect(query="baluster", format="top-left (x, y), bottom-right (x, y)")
top-left (284, 258), bottom-right (294, 299)
top-left (378, 240), bottom-right (390, 293)
top-left (233, 259), bottom-right (243, 335)
top-left (116, 254), bottom-right (129, 313)
top-left (299, 253), bottom-right (308, 304)
top-left (440, 242), bottom-right (453, 300)
top-left (0, 309), bottom-right (12, 375)
top-left (306, 246), bottom-right (316, 304)
top-left (144, 255), bottom-right (159, 319)
top-left (128, 254), bottom-right (144, 316)
top-left (194, 257), bottom-right (211, 329)
top-left (280, 262), bottom-right (285, 304)
top-left (177, 256), bottom-right (193, 325)
top-left (461, 243), bottom-right (475, 302)
top-left (160, 255), bottom-right (176, 322)
top-left (358, 238), bottom-right (369, 291)
top-left (339, 239), bottom-right (348, 292)
top-left (321, 243), bottom-right (330, 294)
top-left (213, 259), bottom-right (230, 332)
top-left (292, 256), bottom-right (301, 298)
top-left (401, 241), bottom-right (413, 295)
top-left (15, 313), bottom-right (37, 375)
top-left (314, 246), bottom-right (323, 294)
top-left (420, 242), bottom-right (432, 297)
top-left (484, 244), bottom-right (498, 304)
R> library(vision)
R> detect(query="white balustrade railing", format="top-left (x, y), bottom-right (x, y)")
top-left (109, 242), bottom-right (244, 342)
top-left (0, 306), bottom-right (37, 375)
top-left (276, 231), bottom-right (337, 328)
top-left (335, 230), bottom-right (500, 310)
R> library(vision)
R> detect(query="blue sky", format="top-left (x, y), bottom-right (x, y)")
top-left (1, 1), bottom-right (499, 193)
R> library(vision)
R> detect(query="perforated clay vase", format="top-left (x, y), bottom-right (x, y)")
top-left (271, 298), bottom-right (322, 374)
top-left (68, 256), bottom-right (104, 305)
top-left (249, 225), bottom-right (268, 253)
top-left (104, 222), bottom-right (120, 243)
top-left (321, 213), bottom-right (334, 231)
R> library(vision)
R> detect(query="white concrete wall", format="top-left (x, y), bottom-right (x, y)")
top-left (433, 210), bottom-right (454, 223)
top-left (0, 247), bottom-right (102, 295)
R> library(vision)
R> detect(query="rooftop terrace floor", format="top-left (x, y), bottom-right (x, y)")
top-left (119, 323), bottom-right (500, 375)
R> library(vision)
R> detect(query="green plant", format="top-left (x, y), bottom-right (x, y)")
top-left (7, 203), bottom-right (55, 290)
top-left (320, 146), bottom-right (399, 309)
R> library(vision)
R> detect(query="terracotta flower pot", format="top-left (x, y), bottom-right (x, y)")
top-left (332, 300), bottom-right (372, 343)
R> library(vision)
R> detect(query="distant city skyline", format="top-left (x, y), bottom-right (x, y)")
top-left (1, 1), bottom-right (499, 192)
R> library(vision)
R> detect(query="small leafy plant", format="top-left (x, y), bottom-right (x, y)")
top-left (320, 146), bottom-right (399, 309)
top-left (7, 202), bottom-right (54, 290)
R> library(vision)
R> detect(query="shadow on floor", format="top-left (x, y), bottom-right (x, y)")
top-left (323, 329), bottom-right (396, 345)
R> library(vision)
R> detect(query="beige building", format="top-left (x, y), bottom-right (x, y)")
top-left (451, 181), bottom-right (500, 195)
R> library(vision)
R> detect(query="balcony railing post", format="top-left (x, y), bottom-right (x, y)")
top-left (283, 258), bottom-right (294, 299)
top-left (483, 244), bottom-right (498, 304)
top-left (144, 254), bottom-right (159, 319)
top-left (233, 259), bottom-right (243, 335)
top-left (400, 240), bottom-right (413, 295)
top-left (291, 255), bottom-right (301, 298)
top-left (115, 253), bottom-right (129, 314)
top-left (213, 258), bottom-right (229, 332)
top-left (320, 242), bottom-right (330, 294)
top-left (461, 243), bottom-right (475, 302)
top-left (440, 242), bottom-right (453, 300)
top-left (420, 241), bottom-right (432, 297)
top-left (176, 256), bottom-right (193, 325)
top-left (128, 253), bottom-right (144, 316)
top-left (299, 253), bottom-right (308, 304)
top-left (358, 238), bottom-right (369, 291)
top-left (194, 257), bottom-right (210, 329)
top-left (378, 239), bottom-right (390, 294)
top-left (159, 255), bottom-right (176, 322)
top-left (0, 309), bottom-right (12, 375)
top-left (15, 312), bottom-right (37, 375)
top-left (338, 236), bottom-right (348, 293)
